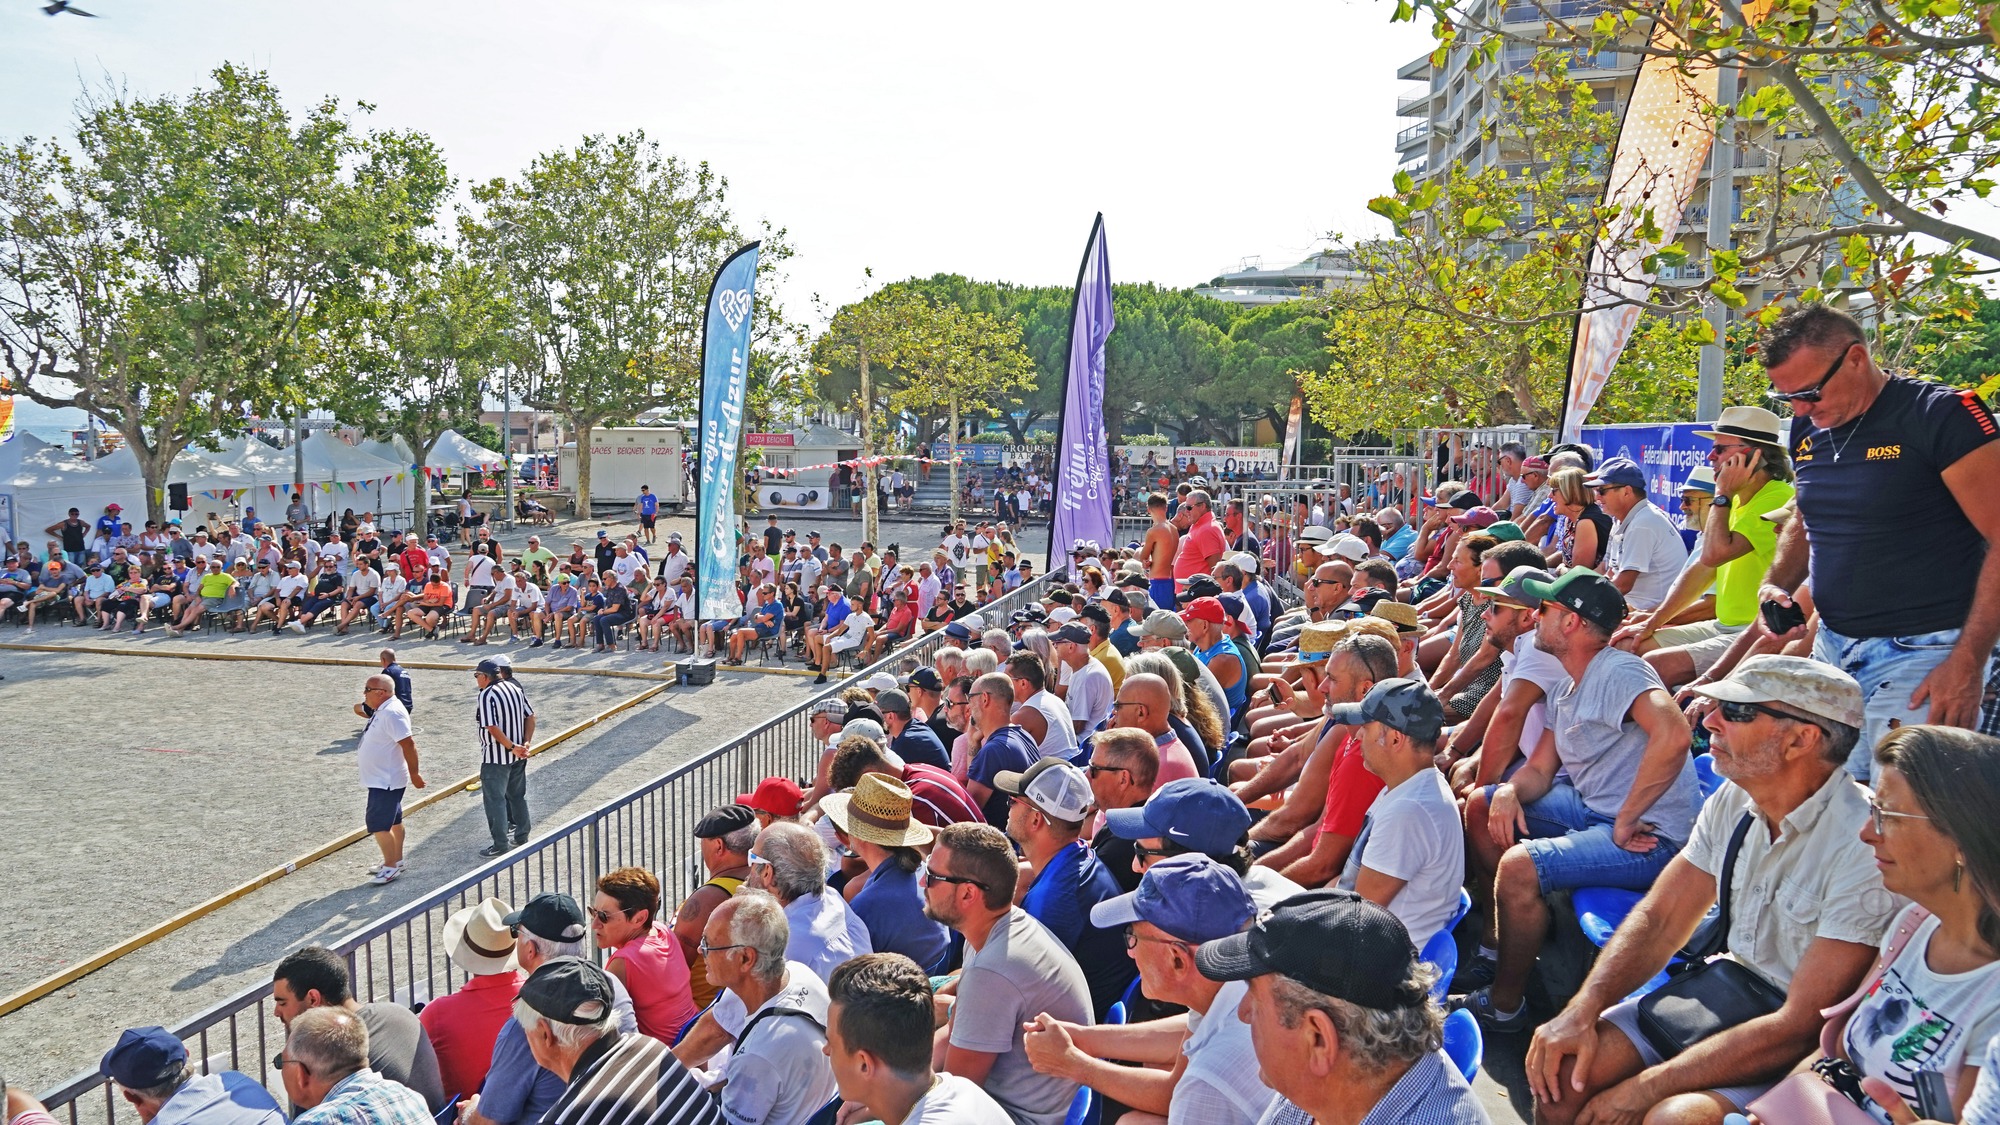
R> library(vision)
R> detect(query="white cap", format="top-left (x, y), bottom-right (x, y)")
top-left (1230, 551), bottom-right (1260, 575)
top-left (830, 717), bottom-right (887, 747)
top-left (1047, 606), bottom-right (1078, 624)
top-left (1327, 535), bottom-right (1369, 563)
top-left (859, 671), bottom-right (899, 693)
top-left (959, 613), bottom-right (984, 632)
top-left (1000, 759), bottom-right (1094, 823)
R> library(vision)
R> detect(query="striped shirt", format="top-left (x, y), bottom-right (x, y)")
top-left (903, 763), bottom-right (985, 826)
top-left (476, 680), bottom-right (534, 767)
top-left (542, 1031), bottom-right (723, 1125)
top-left (291, 1069), bottom-right (433, 1125)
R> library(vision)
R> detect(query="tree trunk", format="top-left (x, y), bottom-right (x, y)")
top-left (137, 439), bottom-right (172, 528)
top-left (860, 346), bottom-right (878, 547)
top-left (572, 413), bottom-right (596, 514)
top-left (409, 430), bottom-right (435, 535)
top-left (948, 394), bottom-right (960, 524)
top-left (1506, 340), bottom-right (1553, 428)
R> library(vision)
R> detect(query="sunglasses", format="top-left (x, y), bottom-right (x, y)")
top-left (1716, 699), bottom-right (1798, 725)
top-left (1132, 841), bottom-right (1178, 860)
top-left (918, 861), bottom-right (988, 892)
top-left (1767, 343), bottom-right (1851, 404)
top-left (587, 905), bottom-right (632, 924)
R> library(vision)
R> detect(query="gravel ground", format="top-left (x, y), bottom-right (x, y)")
top-left (0, 634), bottom-right (828, 1095)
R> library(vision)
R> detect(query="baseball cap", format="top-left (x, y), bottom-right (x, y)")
top-left (1179, 597), bottom-right (1225, 626)
top-left (504, 892), bottom-right (588, 942)
top-left (100, 1027), bottom-right (186, 1089)
top-left (1522, 456), bottom-right (1550, 473)
top-left (1521, 569), bottom-right (1627, 633)
top-left (596, 529), bottom-right (609, 538)
top-left (1445, 492), bottom-right (1481, 511)
top-left (694, 804), bottom-right (757, 839)
top-left (1450, 506), bottom-right (1499, 529)
top-left (875, 689), bottom-right (912, 716)
top-left (1138, 609), bottom-right (1188, 641)
top-left (1585, 456), bottom-right (1648, 492)
top-left (903, 667), bottom-right (944, 692)
top-left (1103, 778), bottom-right (1252, 856)
top-left (1690, 654), bottom-right (1864, 729)
top-left (1229, 551), bottom-right (1260, 575)
top-left (1089, 855), bottom-right (1256, 945)
top-left (519, 957), bottom-right (616, 1025)
top-left (1485, 520), bottom-right (1526, 542)
top-left (1183, 575), bottom-right (1223, 601)
top-left (1053, 623), bottom-right (1091, 646)
top-left (994, 758), bottom-right (1094, 823)
top-left (1194, 890), bottom-right (1427, 1013)
top-left (1476, 566), bottom-right (1552, 609)
top-left (738, 776), bottom-right (806, 816)
top-left (859, 671), bottom-right (899, 693)
top-left (1325, 677), bottom-right (1447, 741)
top-left (831, 717), bottom-right (887, 747)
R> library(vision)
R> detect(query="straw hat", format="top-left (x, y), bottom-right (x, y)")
top-left (444, 897), bottom-right (517, 975)
top-left (1297, 620), bottom-right (1349, 663)
top-left (820, 773), bottom-right (934, 849)
top-left (1367, 601), bottom-right (1423, 635)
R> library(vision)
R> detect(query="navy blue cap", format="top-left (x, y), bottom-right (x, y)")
top-left (943, 621), bottom-right (972, 640)
top-left (1585, 456), bottom-right (1647, 492)
top-left (100, 1027), bottom-right (187, 1088)
top-left (1103, 778), bottom-right (1252, 856)
top-left (1089, 854), bottom-right (1255, 944)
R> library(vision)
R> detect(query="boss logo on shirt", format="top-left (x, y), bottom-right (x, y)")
top-left (1866, 445), bottom-right (1902, 460)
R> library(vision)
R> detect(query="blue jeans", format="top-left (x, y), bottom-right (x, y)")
top-left (1814, 623), bottom-right (2000, 782)
top-left (480, 761), bottom-right (529, 848)
top-left (1518, 781), bottom-right (1683, 894)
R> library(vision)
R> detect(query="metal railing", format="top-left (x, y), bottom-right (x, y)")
top-left (36, 572), bottom-right (1057, 1124)
top-left (1396, 121), bottom-right (1432, 148)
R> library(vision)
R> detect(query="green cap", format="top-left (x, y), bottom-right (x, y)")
top-left (1485, 521), bottom-right (1526, 543)
top-left (1520, 569), bottom-right (1626, 633)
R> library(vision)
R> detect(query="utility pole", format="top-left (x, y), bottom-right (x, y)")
top-left (1697, 54), bottom-right (1738, 424)
top-left (859, 343), bottom-right (878, 547)
top-left (501, 366), bottom-right (515, 522)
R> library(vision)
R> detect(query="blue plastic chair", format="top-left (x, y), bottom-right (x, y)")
top-left (1442, 1007), bottom-right (1484, 1082)
top-left (1117, 973), bottom-right (1144, 1012)
top-left (433, 1097), bottom-right (460, 1125)
top-left (1573, 886), bottom-right (1675, 997)
top-left (1106, 1000), bottom-right (1127, 1026)
top-left (802, 1093), bottom-right (843, 1125)
top-left (1419, 890), bottom-right (1473, 1003)
top-left (1062, 1084), bottom-right (1095, 1125)
top-left (1693, 753), bottom-right (1723, 800)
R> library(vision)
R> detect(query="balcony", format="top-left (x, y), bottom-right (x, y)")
top-left (1398, 53), bottom-right (1434, 81)
top-left (1398, 91), bottom-right (1435, 116)
top-left (1399, 158), bottom-right (1431, 179)
top-left (1396, 121), bottom-right (1432, 149)
top-left (1501, 0), bottom-right (1606, 22)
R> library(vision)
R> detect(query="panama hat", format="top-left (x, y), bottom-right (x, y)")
top-left (444, 897), bottom-right (517, 975)
top-left (820, 773), bottom-right (934, 849)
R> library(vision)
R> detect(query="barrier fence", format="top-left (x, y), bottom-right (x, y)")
top-left (36, 572), bottom-right (1058, 1125)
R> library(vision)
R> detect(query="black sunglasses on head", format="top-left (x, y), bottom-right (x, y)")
top-left (1767, 343), bottom-right (1852, 404)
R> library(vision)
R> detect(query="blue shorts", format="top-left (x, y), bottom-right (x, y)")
top-left (1149, 577), bottom-right (1177, 611)
top-left (1516, 781), bottom-right (1681, 894)
top-left (365, 787), bottom-right (406, 833)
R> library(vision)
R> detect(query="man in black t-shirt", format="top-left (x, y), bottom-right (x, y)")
top-left (1757, 304), bottom-right (2000, 772)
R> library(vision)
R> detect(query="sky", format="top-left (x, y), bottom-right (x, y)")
top-left (1, 0), bottom-right (1433, 324)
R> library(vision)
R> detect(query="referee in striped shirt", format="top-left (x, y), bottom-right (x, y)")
top-left (475, 657), bottom-right (536, 858)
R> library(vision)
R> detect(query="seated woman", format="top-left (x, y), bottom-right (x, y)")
top-left (632, 578), bottom-right (670, 653)
top-left (1770, 725), bottom-right (2000, 1125)
top-left (779, 581), bottom-right (811, 647)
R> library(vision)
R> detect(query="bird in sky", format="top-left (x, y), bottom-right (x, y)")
top-left (43, 0), bottom-right (100, 15)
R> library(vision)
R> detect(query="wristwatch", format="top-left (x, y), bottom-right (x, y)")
top-left (1710, 494), bottom-right (1731, 509)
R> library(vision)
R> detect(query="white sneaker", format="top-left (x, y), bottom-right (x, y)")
top-left (369, 865), bottom-right (401, 885)
top-left (287, 619), bottom-right (306, 634)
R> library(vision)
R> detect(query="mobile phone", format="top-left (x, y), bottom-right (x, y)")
top-left (1913, 1068), bottom-right (1955, 1122)
top-left (1760, 598), bottom-right (1807, 634)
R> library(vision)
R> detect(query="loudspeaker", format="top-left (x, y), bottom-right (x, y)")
top-left (169, 483), bottom-right (190, 511)
top-left (676, 658), bottom-right (716, 686)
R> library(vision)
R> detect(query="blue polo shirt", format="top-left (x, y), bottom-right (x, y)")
top-left (1021, 839), bottom-right (1135, 1020)
top-left (476, 1019), bottom-right (564, 1125)
top-left (824, 596), bottom-right (851, 630)
top-left (1384, 523), bottom-right (1417, 561)
top-left (151, 1071), bottom-right (285, 1125)
top-left (850, 861), bottom-right (950, 973)
top-left (968, 726), bottom-right (1040, 825)
top-left (891, 722), bottom-right (951, 771)
top-left (638, 492), bottom-right (658, 516)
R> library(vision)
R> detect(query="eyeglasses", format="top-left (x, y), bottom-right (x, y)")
top-left (1124, 926), bottom-right (1192, 953)
top-left (918, 861), bottom-right (988, 891)
top-left (1716, 700), bottom-right (1798, 725)
top-left (587, 905), bottom-right (632, 924)
top-left (1132, 841), bottom-right (1178, 860)
top-left (697, 938), bottom-right (746, 956)
top-left (363, 686), bottom-right (390, 695)
top-left (1867, 796), bottom-right (1933, 836)
top-left (1767, 343), bottom-right (1852, 404)
top-left (1109, 699), bottom-right (1144, 713)
top-left (1086, 764), bottom-right (1131, 778)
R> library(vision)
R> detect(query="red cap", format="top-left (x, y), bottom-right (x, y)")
top-left (737, 776), bottom-right (805, 817)
top-left (1179, 597), bottom-right (1226, 625)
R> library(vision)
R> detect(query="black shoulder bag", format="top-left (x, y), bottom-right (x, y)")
top-left (1634, 811), bottom-right (1788, 1058)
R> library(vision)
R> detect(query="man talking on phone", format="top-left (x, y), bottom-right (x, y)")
top-left (1757, 304), bottom-right (2000, 779)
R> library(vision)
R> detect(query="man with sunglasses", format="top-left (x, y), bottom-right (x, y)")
top-left (1586, 456), bottom-right (1688, 613)
top-left (1083, 728), bottom-right (1158, 894)
top-left (1758, 304), bottom-right (2000, 774)
top-left (923, 823), bottom-right (1093, 1125)
top-left (1527, 654), bottom-right (1898, 1125)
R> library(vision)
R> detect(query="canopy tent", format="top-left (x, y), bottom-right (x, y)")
top-left (299, 433), bottom-right (415, 521)
top-left (1, 434), bottom-right (148, 542)
top-left (355, 436), bottom-right (419, 517)
top-left (425, 429), bottom-right (506, 472)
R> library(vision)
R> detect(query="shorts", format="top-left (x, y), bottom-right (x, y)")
top-left (1651, 620), bottom-right (1746, 677)
top-left (1600, 997), bottom-right (1775, 1110)
top-left (829, 633), bottom-right (863, 654)
top-left (365, 787), bottom-right (406, 833)
top-left (351, 594), bottom-right (377, 608)
top-left (202, 596), bottom-right (228, 611)
top-left (1515, 781), bottom-right (1683, 894)
top-left (639, 513), bottom-right (657, 528)
top-left (1149, 577), bottom-right (1177, 611)
top-left (754, 622), bottom-right (780, 639)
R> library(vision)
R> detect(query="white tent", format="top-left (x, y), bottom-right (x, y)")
top-left (300, 433), bottom-right (413, 521)
top-left (1, 434), bottom-right (148, 544)
top-left (426, 429), bottom-right (506, 472)
top-left (356, 436), bottom-right (419, 517)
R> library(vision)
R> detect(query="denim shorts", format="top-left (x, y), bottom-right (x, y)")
top-left (1815, 623), bottom-right (2000, 782)
top-left (1517, 781), bottom-right (1683, 894)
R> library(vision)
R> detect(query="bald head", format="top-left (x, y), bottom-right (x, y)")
top-left (1116, 673), bottom-right (1175, 737)
top-left (365, 673), bottom-right (395, 694)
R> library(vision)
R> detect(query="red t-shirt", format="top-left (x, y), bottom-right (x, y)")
top-left (399, 546), bottom-right (431, 582)
top-left (903, 763), bottom-right (985, 826)
top-left (1173, 514), bottom-right (1228, 580)
top-left (1315, 733), bottom-right (1385, 845)
top-left (417, 970), bottom-right (521, 1099)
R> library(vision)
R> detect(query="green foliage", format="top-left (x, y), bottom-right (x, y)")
top-left (0, 64), bottom-right (449, 521)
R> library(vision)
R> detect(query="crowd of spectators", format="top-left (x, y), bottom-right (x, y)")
top-left (13, 303), bottom-right (2000, 1125)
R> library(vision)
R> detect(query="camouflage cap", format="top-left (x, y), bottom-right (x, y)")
top-left (1690, 654), bottom-right (1864, 729)
top-left (1324, 676), bottom-right (1446, 741)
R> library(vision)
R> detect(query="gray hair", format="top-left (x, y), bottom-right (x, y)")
top-left (287, 1006), bottom-right (369, 1079)
top-left (964, 648), bottom-right (1000, 677)
top-left (980, 629), bottom-right (1011, 658)
top-left (1186, 488), bottom-right (1212, 509)
top-left (1017, 627), bottom-right (1054, 672)
top-left (1269, 965), bottom-right (1442, 1076)
top-left (725, 892), bottom-right (791, 982)
top-left (520, 932), bottom-right (584, 961)
top-left (933, 647), bottom-right (967, 680)
top-left (757, 821), bottom-right (827, 902)
top-left (123, 1064), bottom-right (193, 1102)
top-left (514, 997), bottom-right (617, 1051)
top-left (719, 820), bottom-right (759, 855)
top-left (1122, 653), bottom-right (1187, 718)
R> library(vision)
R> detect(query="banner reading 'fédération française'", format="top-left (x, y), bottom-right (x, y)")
top-left (695, 242), bottom-right (761, 621)
top-left (1049, 214), bottom-right (1115, 571)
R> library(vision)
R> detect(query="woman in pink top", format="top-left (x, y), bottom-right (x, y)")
top-left (591, 867), bottom-right (698, 1041)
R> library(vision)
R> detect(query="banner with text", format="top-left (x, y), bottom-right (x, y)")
top-left (1579, 422), bottom-right (1712, 521)
top-left (695, 242), bottom-right (761, 620)
top-left (1050, 214), bottom-right (1116, 567)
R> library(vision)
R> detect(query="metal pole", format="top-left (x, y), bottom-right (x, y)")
top-left (502, 368), bottom-right (515, 523)
top-left (294, 415), bottom-right (306, 521)
top-left (1697, 54), bottom-right (1737, 424)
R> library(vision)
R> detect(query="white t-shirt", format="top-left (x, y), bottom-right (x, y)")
top-left (829, 610), bottom-right (873, 651)
top-left (1501, 632), bottom-right (1569, 757)
top-left (320, 539), bottom-right (349, 571)
top-left (1024, 689), bottom-right (1077, 758)
top-left (1059, 658), bottom-right (1115, 733)
top-left (611, 554), bottom-right (642, 585)
top-left (346, 568), bottom-right (381, 598)
top-left (941, 534), bottom-right (971, 566)
top-left (356, 698), bottom-right (413, 789)
top-left (1844, 906), bottom-right (2000, 1123)
top-left (657, 549), bottom-right (691, 584)
top-left (720, 966), bottom-right (838, 1125)
top-left (905, 1073), bottom-right (1012, 1125)
top-left (1338, 768), bottom-right (1465, 944)
top-left (1606, 499), bottom-right (1688, 611)
top-left (916, 574), bottom-right (941, 617)
top-left (276, 574), bottom-right (309, 599)
top-left (376, 576), bottom-right (408, 606)
top-left (1174, 980), bottom-right (1273, 1125)
top-left (464, 553), bottom-right (496, 589)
